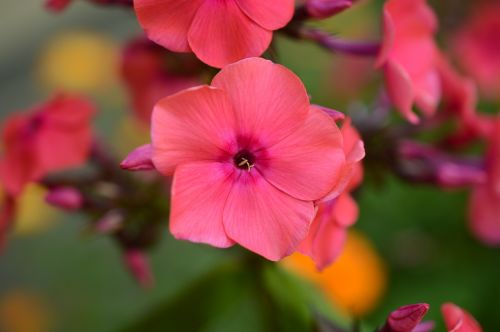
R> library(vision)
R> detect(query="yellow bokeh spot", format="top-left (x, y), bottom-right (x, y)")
top-left (0, 291), bottom-right (53, 332)
top-left (37, 31), bottom-right (118, 94)
top-left (14, 184), bottom-right (58, 235)
top-left (282, 231), bottom-right (387, 317)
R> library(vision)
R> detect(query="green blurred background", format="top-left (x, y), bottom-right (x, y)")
top-left (1, 0), bottom-right (499, 331)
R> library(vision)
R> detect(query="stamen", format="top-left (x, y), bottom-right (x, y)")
top-left (237, 158), bottom-right (254, 171)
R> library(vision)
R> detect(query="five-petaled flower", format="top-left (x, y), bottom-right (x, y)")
top-left (122, 57), bottom-right (353, 261)
top-left (133, 0), bottom-right (295, 68)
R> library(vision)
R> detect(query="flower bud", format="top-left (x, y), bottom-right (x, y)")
top-left (120, 144), bottom-right (155, 171)
top-left (45, 187), bottom-right (83, 211)
top-left (380, 303), bottom-right (429, 332)
top-left (123, 249), bottom-right (154, 288)
top-left (306, 0), bottom-right (354, 19)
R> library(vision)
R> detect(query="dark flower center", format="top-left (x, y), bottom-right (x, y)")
top-left (233, 150), bottom-right (255, 171)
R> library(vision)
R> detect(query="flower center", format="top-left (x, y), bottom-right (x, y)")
top-left (233, 150), bottom-right (255, 171)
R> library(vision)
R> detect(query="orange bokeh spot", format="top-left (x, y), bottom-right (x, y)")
top-left (282, 230), bottom-right (387, 317)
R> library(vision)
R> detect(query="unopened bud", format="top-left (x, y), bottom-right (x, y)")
top-left (123, 249), bottom-right (154, 288)
top-left (45, 187), bottom-right (83, 211)
top-left (380, 303), bottom-right (430, 332)
top-left (120, 144), bottom-right (155, 171)
top-left (306, 0), bottom-right (354, 19)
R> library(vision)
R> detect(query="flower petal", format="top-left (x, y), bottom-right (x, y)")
top-left (441, 303), bottom-right (483, 332)
top-left (234, 0), bottom-right (294, 30)
top-left (151, 85), bottom-right (236, 175)
top-left (260, 106), bottom-right (345, 201)
top-left (170, 162), bottom-right (236, 248)
top-left (299, 200), bottom-right (347, 270)
top-left (212, 58), bottom-right (310, 146)
top-left (469, 185), bottom-right (500, 246)
top-left (223, 172), bottom-right (314, 261)
top-left (188, 1), bottom-right (272, 68)
top-left (383, 61), bottom-right (418, 124)
top-left (134, 0), bottom-right (203, 52)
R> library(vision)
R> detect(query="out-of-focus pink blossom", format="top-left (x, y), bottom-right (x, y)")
top-left (0, 95), bottom-right (95, 197)
top-left (298, 118), bottom-right (365, 269)
top-left (133, 0), bottom-right (294, 68)
top-left (306, 0), bottom-right (354, 19)
top-left (123, 57), bottom-right (351, 261)
top-left (452, 2), bottom-right (500, 99)
top-left (377, 0), bottom-right (440, 124)
top-left (45, 187), bottom-right (83, 211)
top-left (441, 303), bottom-right (483, 332)
top-left (121, 38), bottom-right (200, 124)
top-left (123, 249), bottom-right (154, 288)
top-left (380, 303), bottom-right (430, 332)
top-left (469, 118), bottom-right (500, 246)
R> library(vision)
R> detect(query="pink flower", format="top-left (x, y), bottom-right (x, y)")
top-left (469, 117), bottom-right (500, 246)
top-left (441, 303), bottom-right (482, 332)
top-left (133, 0), bottom-right (295, 68)
top-left (298, 118), bottom-right (364, 269)
top-left (121, 38), bottom-right (201, 124)
top-left (452, 2), bottom-right (500, 99)
top-left (377, 0), bottom-right (440, 124)
top-left (123, 58), bottom-right (349, 260)
top-left (0, 95), bottom-right (95, 196)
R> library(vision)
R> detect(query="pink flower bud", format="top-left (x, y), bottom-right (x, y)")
top-left (306, 0), bottom-right (354, 19)
top-left (123, 249), bottom-right (154, 288)
top-left (380, 303), bottom-right (430, 332)
top-left (45, 187), bottom-right (83, 211)
top-left (436, 163), bottom-right (486, 188)
top-left (120, 144), bottom-right (155, 171)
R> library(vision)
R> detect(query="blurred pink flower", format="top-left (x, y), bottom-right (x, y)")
top-left (121, 38), bottom-right (201, 124)
top-left (298, 118), bottom-right (364, 269)
top-left (0, 95), bottom-right (95, 196)
top-left (441, 303), bottom-right (483, 332)
top-left (124, 58), bottom-right (350, 260)
top-left (377, 0), bottom-right (440, 124)
top-left (469, 118), bottom-right (500, 246)
top-left (452, 2), bottom-right (500, 99)
top-left (133, 0), bottom-right (294, 68)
